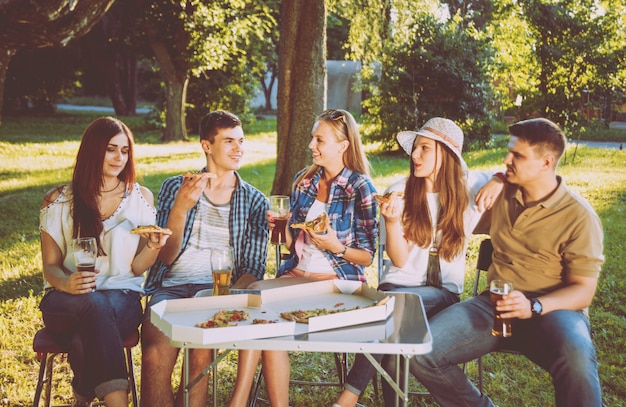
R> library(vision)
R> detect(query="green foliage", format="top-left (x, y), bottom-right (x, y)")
top-left (1, 112), bottom-right (625, 406)
top-left (140, 0), bottom-right (279, 133)
top-left (360, 12), bottom-right (493, 148)
top-left (488, 0), bottom-right (626, 126)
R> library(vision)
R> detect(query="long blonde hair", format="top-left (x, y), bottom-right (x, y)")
top-left (295, 109), bottom-right (370, 186)
top-left (403, 141), bottom-right (468, 261)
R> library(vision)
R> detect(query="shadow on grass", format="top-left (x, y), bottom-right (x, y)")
top-left (0, 271), bottom-right (42, 302)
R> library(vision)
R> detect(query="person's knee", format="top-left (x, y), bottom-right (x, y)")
top-left (189, 349), bottom-right (213, 372)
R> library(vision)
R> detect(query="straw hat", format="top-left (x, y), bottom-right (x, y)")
top-left (396, 117), bottom-right (467, 172)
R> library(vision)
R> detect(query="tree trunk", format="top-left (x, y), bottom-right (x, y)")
top-left (109, 47), bottom-right (138, 116)
top-left (272, 0), bottom-right (326, 195)
top-left (149, 39), bottom-right (189, 141)
top-left (261, 67), bottom-right (277, 111)
top-left (0, 47), bottom-right (17, 127)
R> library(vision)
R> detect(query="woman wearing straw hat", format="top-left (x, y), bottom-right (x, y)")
top-left (333, 117), bottom-right (505, 407)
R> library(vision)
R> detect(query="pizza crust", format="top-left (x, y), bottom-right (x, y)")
top-left (130, 225), bottom-right (173, 235)
top-left (182, 172), bottom-right (217, 179)
top-left (374, 191), bottom-right (404, 205)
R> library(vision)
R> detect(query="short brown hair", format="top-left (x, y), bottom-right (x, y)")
top-left (508, 118), bottom-right (567, 161)
top-left (199, 110), bottom-right (242, 143)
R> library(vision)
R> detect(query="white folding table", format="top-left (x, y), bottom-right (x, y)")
top-left (161, 291), bottom-right (432, 407)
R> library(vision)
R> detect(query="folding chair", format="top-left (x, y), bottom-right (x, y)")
top-left (32, 327), bottom-right (139, 407)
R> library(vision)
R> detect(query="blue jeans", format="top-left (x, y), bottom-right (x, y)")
top-left (39, 288), bottom-right (142, 400)
top-left (382, 292), bottom-right (602, 407)
top-left (344, 286), bottom-right (460, 396)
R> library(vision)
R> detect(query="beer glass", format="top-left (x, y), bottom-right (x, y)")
top-left (490, 280), bottom-right (514, 337)
top-left (211, 247), bottom-right (234, 296)
top-left (73, 237), bottom-right (97, 273)
top-left (269, 195), bottom-right (290, 245)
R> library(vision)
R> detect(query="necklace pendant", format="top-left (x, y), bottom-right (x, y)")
top-left (429, 246), bottom-right (438, 256)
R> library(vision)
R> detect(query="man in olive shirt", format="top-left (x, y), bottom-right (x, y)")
top-left (396, 118), bottom-right (604, 407)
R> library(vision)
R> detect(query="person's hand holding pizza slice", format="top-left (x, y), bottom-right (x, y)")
top-left (175, 171), bottom-right (216, 212)
top-left (130, 225), bottom-right (173, 251)
top-left (291, 212), bottom-right (346, 258)
top-left (377, 191), bottom-right (404, 225)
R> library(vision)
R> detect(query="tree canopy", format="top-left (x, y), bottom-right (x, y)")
top-left (0, 0), bottom-right (115, 126)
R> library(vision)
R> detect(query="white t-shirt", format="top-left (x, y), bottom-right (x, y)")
top-left (296, 200), bottom-right (334, 274)
top-left (379, 171), bottom-right (492, 293)
top-left (164, 194), bottom-right (230, 286)
top-left (39, 183), bottom-right (156, 292)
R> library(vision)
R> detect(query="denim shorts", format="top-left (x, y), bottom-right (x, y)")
top-left (144, 283), bottom-right (213, 321)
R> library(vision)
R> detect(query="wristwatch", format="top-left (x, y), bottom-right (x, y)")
top-left (335, 245), bottom-right (348, 258)
top-left (529, 297), bottom-right (543, 317)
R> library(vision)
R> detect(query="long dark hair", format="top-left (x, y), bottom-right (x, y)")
top-left (72, 117), bottom-right (136, 254)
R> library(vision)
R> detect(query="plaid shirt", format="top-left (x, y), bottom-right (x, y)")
top-left (144, 170), bottom-right (269, 294)
top-left (279, 167), bottom-right (379, 281)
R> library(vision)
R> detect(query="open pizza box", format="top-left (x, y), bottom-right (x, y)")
top-left (151, 280), bottom-right (395, 345)
top-left (258, 279), bottom-right (395, 333)
top-left (150, 293), bottom-right (296, 345)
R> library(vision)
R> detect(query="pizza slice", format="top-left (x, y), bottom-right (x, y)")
top-left (195, 309), bottom-right (250, 329)
top-left (130, 225), bottom-right (173, 235)
top-left (279, 296), bottom-right (392, 324)
top-left (182, 171), bottom-right (217, 179)
top-left (374, 191), bottom-right (405, 206)
top-left (280, 306), bottom-right (360, 323)
top-left (290, 212), bottom-right (329, 233)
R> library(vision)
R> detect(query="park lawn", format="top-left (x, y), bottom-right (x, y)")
top-left (1, 112), bottom-right (625, 406)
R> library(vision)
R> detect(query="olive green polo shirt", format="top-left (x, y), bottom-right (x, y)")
top-left (484, 177), bottom-right (604, 297)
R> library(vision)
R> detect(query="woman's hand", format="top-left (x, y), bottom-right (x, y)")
top-left (138, 230), bottom-right (170, 251)
top-left (62, 269), bottom-right (99, 294)
top-left (306, 227), bottom-right (343, 254)
top-left (380, 194), bottom-right (403, 224)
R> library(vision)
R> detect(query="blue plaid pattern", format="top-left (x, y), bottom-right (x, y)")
top-left (144, 170), bottom-right (269, 294)
top-left (279, 167), bottom-right (379, 281)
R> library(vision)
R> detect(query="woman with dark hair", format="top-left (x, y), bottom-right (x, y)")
top-left (39, 117), bottom-right (168, 407)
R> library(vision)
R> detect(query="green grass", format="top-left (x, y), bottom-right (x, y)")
top-left (1, 112), bottom-right (625, 406)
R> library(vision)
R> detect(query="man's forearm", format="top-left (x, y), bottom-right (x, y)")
top-left (232, 273), bottom-right (259, 289)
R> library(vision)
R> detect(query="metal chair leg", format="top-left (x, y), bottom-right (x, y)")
top-left (126, 347), bottom-right (139, 407)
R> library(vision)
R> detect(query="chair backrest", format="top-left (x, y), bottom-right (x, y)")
top-left (472, 238), bottom-right (494, 297)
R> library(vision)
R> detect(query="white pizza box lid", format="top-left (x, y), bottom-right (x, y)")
top-left (150, 293), bottom-right (296, 345)
top-left (258, 280), bottom-right (395, 333)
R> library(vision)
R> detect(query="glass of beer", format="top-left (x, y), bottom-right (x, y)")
top-left (490, 279), bottom-right (514, 337)
top-left (211, 247), bottom-right (234, 296)
top-left (269, 195), bottom-right (290, 245)
top-left (72, 237), bottom-right (97, 273)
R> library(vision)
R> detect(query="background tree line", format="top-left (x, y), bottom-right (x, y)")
top-left (1, 0), bottom-right (625, 193)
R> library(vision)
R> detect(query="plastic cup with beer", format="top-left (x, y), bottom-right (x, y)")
top-left (73, 237), bottom-right (97, 273)
top-left (211, 247), bottom-right (234, 296)
top-left (269, 195), bottom-right (290, 245)
top-left (73, 237), bottom-right (97, 291)
top-left (490, 279), bottom-right (514, 337)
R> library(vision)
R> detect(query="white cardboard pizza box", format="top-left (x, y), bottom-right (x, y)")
top-left (258, 280), bottom-right (395, 333)
top-left (150, 294), bottom-right (296, 345)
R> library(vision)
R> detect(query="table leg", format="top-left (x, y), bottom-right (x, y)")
top-left (213, 349), bottom-right (217, 407)
top-left (184, 345), bottom-right (190, 407)
top-left (363, 353), bottom-right (408, 407)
